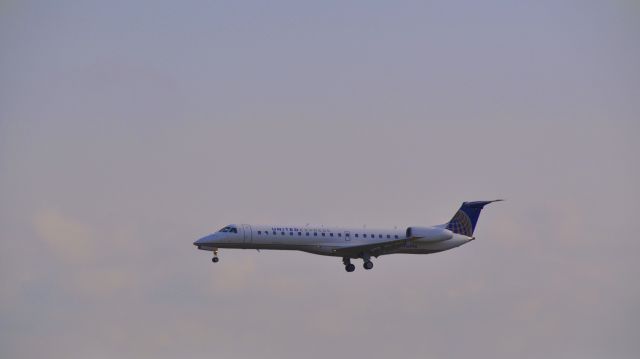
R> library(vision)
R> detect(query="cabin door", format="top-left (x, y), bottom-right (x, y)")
top-left (242, 224), bottom-right (252, 243)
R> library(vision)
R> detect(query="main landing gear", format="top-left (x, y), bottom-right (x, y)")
top-left (212, 249), bottom-right (219, 263)
top-left (343, 257), bottom-right (356, 272)
top-left (362, 252), bottom-right (374, 270)
top-left (343, 255), bottom-right (374, 272)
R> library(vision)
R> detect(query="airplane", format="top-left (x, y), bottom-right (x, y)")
top-left (193, 200), bottom-right (502, 272)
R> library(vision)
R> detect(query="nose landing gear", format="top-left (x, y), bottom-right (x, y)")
top-left (212, 249), bottom-right (219, 263)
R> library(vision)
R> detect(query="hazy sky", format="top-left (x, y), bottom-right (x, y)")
top-left (1, 1), bottom-right (639, 358)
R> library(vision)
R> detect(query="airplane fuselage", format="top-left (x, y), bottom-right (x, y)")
top-left (194, 224), bottom-right (473, 257)
top-left (193, 200), bottom-right (501, 271)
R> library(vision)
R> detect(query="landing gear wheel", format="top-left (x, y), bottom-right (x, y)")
top-left (363, 261), bottom-right (374, 270)
top-left (212, 256), bottom-right (219, 263)
top-left (345, 264), bottom-right (356, 272)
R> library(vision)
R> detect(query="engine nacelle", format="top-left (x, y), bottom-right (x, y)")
top-left (406, 226), bottom-right (453, 243)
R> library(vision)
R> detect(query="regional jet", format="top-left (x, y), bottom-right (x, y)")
top-left (193, 200), bottom-right (501, 272)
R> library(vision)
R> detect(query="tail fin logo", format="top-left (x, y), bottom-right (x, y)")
top-left (446, 210), bottom-right (473, 237)
top-left (446, 199), bottom-right (503, 237)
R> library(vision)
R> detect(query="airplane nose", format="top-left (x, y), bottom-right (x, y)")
top-left (193, 236), bottom-right (208, 246)
top-left (194, 234), bottom-right (215, 246)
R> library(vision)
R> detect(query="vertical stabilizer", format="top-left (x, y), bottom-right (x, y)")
top-left (446, 200), bottom-right (503, 236)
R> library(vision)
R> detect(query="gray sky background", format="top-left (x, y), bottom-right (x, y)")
top-left (1, 1), bottom-right (639, 358)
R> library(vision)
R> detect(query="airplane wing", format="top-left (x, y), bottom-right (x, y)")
top-left (331, 237), bottom-right (417, 257)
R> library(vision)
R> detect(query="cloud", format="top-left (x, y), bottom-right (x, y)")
top-left (33, 209), bottom-right (95, 264)
top-left (31, 210), bottom-right (138, 297)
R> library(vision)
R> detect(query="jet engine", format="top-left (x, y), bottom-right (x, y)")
top-left (406, 226), bottom-right (453, 243)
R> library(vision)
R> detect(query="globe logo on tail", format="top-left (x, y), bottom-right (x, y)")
top-left (446, 210), bottom-right (473, 237)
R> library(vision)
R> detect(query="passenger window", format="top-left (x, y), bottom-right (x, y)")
top-left (272, 231), bottom-right (276, 235)
top-left (306, 232), bottom-right (310, 236)
top-left (281, 232), bottom-right (285, 235)
top-left (257, 231), bottom-right (261, 235)
top-left (394, 235), bottom-right (398, 239)
top-left (379, 234), bottom-right (382, 238)
top-left (338, 233), bottom-right (342, 237)
top-left (330, 233), bottom-right (333, 237)
top-left (298, 232), bottom-right (302, 236)
top-left (314, 232), bottom-right (317, 236)
top-left (355, 234), bottom-right (359, 238)
top-left (363, 234), bottom-right (367, 238)
top-left (290, 232), bottom-right (293, 236)
top-left (346, 233), bottom-right (350, 237)
top-left (387, 234), bottom-right (390, 238)
top-left (322, 233), bottom-right (325, 237)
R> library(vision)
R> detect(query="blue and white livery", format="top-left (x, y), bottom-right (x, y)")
top-left (193, 200), bottom-right (502, 272)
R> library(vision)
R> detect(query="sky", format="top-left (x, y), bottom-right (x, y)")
top-left (1, 1), bottom-right (639, 358)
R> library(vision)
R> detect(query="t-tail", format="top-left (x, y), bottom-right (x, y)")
top-left (445, 200), bottom-right (503, 237)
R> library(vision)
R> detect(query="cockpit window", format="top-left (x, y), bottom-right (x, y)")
top-left (218, 226), bottom-right (238, 233)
